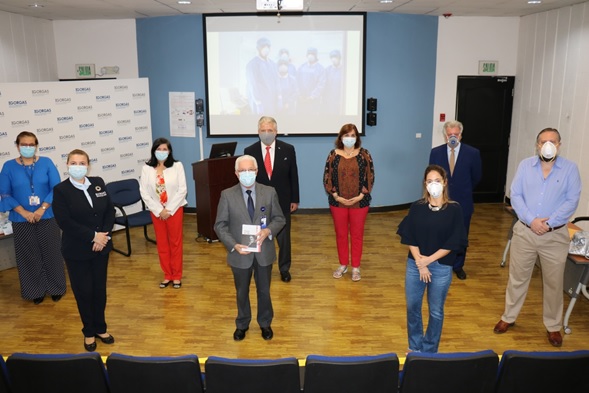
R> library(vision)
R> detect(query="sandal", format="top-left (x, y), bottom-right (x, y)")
top-left (173, 281), bottom-right (182, 289)
top-left (160, 280), bottom-right (172, 288)
top-left (333, 265), bottom-right (348, 279)
top-left (352, 268), bottom-right (361, 282)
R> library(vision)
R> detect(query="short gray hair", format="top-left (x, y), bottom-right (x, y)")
top-left (443, 120), bottom-right (463, 135)
top-left (258, 116), bottom-right (277, 130)
top-left (235, 154), bottom-right (258, 171)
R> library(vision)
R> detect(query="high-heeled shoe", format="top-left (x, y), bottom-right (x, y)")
top-left (160, 280), bottom-right (172, 288)
top-left (84, 338), bottom-right (96, 352)
top-left (95, 333), bottom-right (115, 344)
top-left (173, 281), bottom-right (182, 289)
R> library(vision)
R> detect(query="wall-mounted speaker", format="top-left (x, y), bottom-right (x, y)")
top-left (196, 113), bottom-right (204, 127)
top-left (367, 112), bottom-right (377, 126)
top-left (195, 98), bottom-right (204, 113)
top-left (367, 97), bottom-right (377, 112)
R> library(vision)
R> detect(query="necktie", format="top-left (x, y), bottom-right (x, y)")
top-left (246, 190), bottom-right (254, 221)
top-left (264, 146), bottom-right (272, 180)
top-left (449, 148), bottom-right (455, 176)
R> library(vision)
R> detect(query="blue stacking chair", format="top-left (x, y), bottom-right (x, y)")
top-left (106, 178), bottom-right (156, 256)
top-left (107, 353), bottom-right (204, 393)
top-left (0, 355), bottom-right (10, 393)
top-left (6, 352), bottom-right (109, 393)
top-left (303, 353), bottom-right (399, 393)
top-left (496, 350), bottom-right (589, 392)
top-left (399, 350), bottom-right (498, 393)
top-left (204, 356), bottom-right (300, 393)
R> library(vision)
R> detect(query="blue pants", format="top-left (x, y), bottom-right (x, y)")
top-left (405, 258), bottom-right (452, 353)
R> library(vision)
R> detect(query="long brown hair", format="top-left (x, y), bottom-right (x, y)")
top-left (334, 123), bottom-right (361, 149)
top-left (420, 164), bottom-right (451, 206)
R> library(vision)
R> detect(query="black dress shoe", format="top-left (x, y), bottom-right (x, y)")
top-left (95, 334), bottom-right (115, 344)
top-left (261, 326), bottom-right (273, 340)
top-left (455, 269), bottom-right (467, 280)
top-left (51, 294), bottom-right (63, 302)
top-left (233, 328), bottom-right (248, 341)
top-left (33, 297), bottom-right (44, 305)
top-left (84, 338), bottom-right (97, 352)
top-left (280, 271), bottom-right (291, 282)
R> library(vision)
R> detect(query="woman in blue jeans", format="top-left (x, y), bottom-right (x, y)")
top-left (397, 164), bottom-right (467, 353)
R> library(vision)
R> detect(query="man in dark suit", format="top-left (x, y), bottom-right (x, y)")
top-left (214, 155), bottom-right (285, 341)
top-left (429, 120), bottom-right (482, 280)
top-left (244, 116), bottom-right (300, 282)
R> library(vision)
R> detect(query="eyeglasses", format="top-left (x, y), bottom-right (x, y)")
top-left (237, 169), bottom-right (256, 173)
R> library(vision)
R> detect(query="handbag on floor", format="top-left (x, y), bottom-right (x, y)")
top-left (568, 230), bottom-right (589, 259)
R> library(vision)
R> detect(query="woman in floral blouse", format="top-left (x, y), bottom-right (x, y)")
top-left (140, 138), bottom-right (187, 289)
top-left (323, 124), bottom-right (375, 282)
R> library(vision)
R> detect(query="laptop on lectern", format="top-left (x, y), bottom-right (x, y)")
top-left (209, 142), bottom-right (237, 159)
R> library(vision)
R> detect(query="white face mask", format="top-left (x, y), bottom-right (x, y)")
top-left (426, 182), bottom-right (444, 199)
top-left (539, 141), bottom-right (557, 161)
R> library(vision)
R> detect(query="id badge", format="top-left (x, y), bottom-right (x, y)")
top-left (29, 195), bottom-right (40, 206)
top-left (260, 215), bottom-right (267, 229)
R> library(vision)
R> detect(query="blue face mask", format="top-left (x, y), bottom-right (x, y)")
top-left (19, 146), bottom-right (36, 158)
top-left (155, 151), bottom-right (169, 161)
top-left (68, 165), bottom-right (88, 180)
top-left (342, 137), bottom-right (356, 148)
top-left (239, 171), bottom-right (256, 187)
top-left (447, 135), bottom-right (460, 148)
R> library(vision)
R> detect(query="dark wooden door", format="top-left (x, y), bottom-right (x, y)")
top-left (456, 76), bottom-right (515, 203)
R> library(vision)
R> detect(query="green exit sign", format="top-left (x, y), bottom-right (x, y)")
top-left (75, 64), bottom-right (95, 78)
top-left (479, 61), bottom-right (498, 75)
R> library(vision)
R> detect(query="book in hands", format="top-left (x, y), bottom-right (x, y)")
top-left (242, 224), bottom-right (261, 252)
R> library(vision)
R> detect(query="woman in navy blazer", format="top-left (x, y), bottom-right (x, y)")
top-left (52, 149), bottom-right (116, 352)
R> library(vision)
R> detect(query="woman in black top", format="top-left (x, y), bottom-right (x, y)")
top-left (52, 149), bottom-right (116, 352)
top-left (397, 164), bottom-right (467, 353)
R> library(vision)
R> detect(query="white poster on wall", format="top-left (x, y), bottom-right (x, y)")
top-left (169, 91), bottom-right (195, 138)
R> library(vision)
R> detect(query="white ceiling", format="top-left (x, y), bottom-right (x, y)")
top-left (0, 0), bottom-right (584, 20)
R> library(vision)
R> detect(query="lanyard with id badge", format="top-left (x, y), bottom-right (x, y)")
top-left (20, 157), bottom-right (40, 207)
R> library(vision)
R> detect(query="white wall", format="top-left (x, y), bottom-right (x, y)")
top-left (53, 19), bottom-right (139, 80)
top-left (432, 16), bottom-right (520, 146)
top-left (508, 2), bottom-right (589, 216)
top-left (0, 10), bottom-right (58, 83)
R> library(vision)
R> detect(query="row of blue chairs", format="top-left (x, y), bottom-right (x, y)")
top-left (2, 349), bottom-right (589, 392)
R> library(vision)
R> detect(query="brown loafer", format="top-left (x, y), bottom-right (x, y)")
top-left (493, 320), bottom-right (515, 334)
top-left (547, 331), bottom-right (562, 347)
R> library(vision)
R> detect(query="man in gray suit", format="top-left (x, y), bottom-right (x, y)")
top-left (214, 155), bottom-right (285, 341)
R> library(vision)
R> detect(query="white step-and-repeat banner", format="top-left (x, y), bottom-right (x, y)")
top-left (0, 78), bottom-right (153, 230)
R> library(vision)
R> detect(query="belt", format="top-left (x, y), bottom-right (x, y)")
top-left (520, 221), bottom-right (565, 232)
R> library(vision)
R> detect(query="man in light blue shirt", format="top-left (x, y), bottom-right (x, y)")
top-left (494, 128), bottom-right (581, 347)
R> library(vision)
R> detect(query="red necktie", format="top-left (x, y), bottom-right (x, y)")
top-left (264, 146), bottom-right (272, 179)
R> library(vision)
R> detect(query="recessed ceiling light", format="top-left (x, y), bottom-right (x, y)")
top-left (28, 3), bottom-right (44, 8)
top-left (380, 0), bottom-right (394, 3)
top-left (177, 1), bottom-right (192, 4)
top-left (527, 1), bottom-right (542, 4)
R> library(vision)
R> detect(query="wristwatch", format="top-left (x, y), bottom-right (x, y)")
top-left (41, 205), bottom-right (47, 210)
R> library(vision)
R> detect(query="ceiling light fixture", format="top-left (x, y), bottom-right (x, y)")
top-left (28, 3), bottom-right (44, 8)
top-left (177, 1), bottom-right (192, 4)
top-left (380, 0), bottom-right (394, 3)
top-left (527, 1), bottom-right (542, 4)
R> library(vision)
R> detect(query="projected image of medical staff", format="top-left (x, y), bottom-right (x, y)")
top-left (297, 47), bottom-right (326, 114)
top-left (246, 37), bottom-right (280, 115)
top-left (323, 50), bottom-right (344, 114)
top-left (277, 59), bottom-right (298, 115)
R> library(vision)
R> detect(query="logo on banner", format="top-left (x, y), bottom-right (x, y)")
top-left (39, 146), bottom-right (56, 153)
top-left (97, 113), bottom-right (112, 119)
top-left (79, 123), bottom-right (95, 130)
top-left (11, 120), bottom-right (30, 127)
top-left (81, 141), bottom-right (97, 147)
top-left (57, 116), bottom-right (74, 123)
top-left (136, 142), bottom-right (150, 149)
top-left (118, 136), bottom-right (133, 143)
top-left (99, 130), bottom-right (114, 137)
top-left (117, 119), bottom-right (131, 126)
top-left (32, 89), bottom-right (49, 96)
top-left (55, 97), bottom-right (72, 104)
top-left (77, 105), bottom-right (93, 112)
top-left (116, 102), bottom-right (130, 109)
top-left (0, 151), bottom-right (11, 158)
top-left (0, 131), bottom-right (7, 138)
top-left (59, 134), bottom-right (76, 141)
top-left (114, 85), bottom-right (129, 92)
top-left (101, 147), bottom-right (115, 154)
top-left (121, 168), bottom-right (135, 176)
top-left (132, 92), bottom-right (146, 99)
top-left (75, 87), bottom-right (92, 94)
top-left (102, 163), bottom-right (117, 171)
top-left (137, 158), bottom-right (147, 165)
top-left (135, 126), bottom-right (148, 132)
top-left (134, 109), bottom-right (147, 116)
top-left (34, 108), bottom-right (52, 116)
top-left (0, 111), bottom-right (4, 117)
top-left (37, 127), bottom-right (54, 135)
top-left (96, 95), bottom-right (111, 102)
top-left (90, 158), bottom-right (98, 165)
top-left (120, 152), bottom-right (134, 159)
top-left (60, 153), bottom-right (68, 161)
top-left (8, 100), bottom-right (28, 108)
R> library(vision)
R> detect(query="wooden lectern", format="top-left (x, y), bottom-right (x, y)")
top-left (192, 156), bottom-right (239, 241)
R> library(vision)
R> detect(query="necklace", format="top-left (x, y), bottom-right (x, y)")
top-left (428, 203), bottom-right (441, 212)
top-left (343, 149), bottom-right (354, 157)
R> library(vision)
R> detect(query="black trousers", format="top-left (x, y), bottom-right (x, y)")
top-left (231, 256), bottom-right (273, 329)
top-left (276, 210), bottom-right (292, 273)
top-left (65, 253), bottom-right (109, 337)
